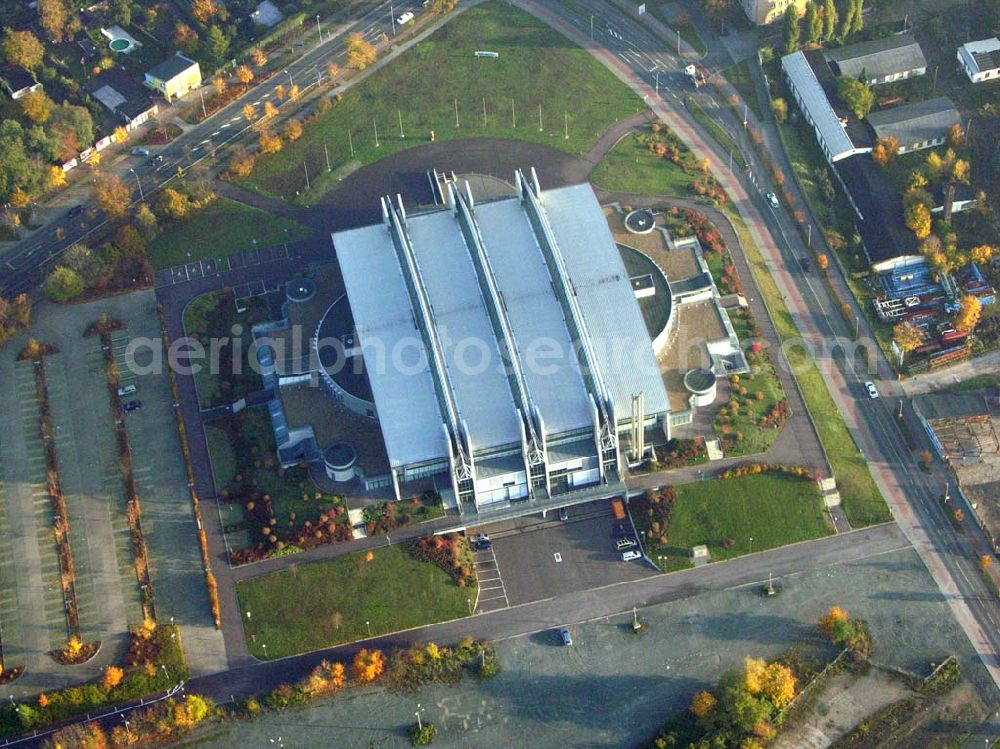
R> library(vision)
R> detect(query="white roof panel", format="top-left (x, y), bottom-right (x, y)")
top-left (332, 224), bottom-right (447, 468)
top-left (406, 210), bottom-right (522, 451)
top-left (781, 51), bottom-right (857, 161)
top-left (539, 184), bottom-right (670, 421)
top-left (474, 199), bottom-right (594, 434)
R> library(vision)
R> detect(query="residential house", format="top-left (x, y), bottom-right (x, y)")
top-left (0, 66), bottom-right (42, 99)
top-left (144, 53), bottom-right (201, 102)
top-left (866, 97), bottom-right (961, 154)
top-left (958, 38), bottom-right (1000, 83)
top-left (738, 0), bottom-right (807, 26)
top-left (825, 34), bottom-right (927, 86)
top-left (85, 69), bottom-right (159, 130)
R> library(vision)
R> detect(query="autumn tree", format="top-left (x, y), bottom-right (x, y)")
top-left (955, 294), bottom-right (981, 334)
top-left (352, 648), bottom-right (384, 683)
top-left (45, 723), bottom-right (108, 749)
top-left (327, 61), bottom-right (340, 78)
top-left (346, 32), bottom-right (377, 70)
top-left (946, 123), bottom-right (964, 148)
top-left (274, 83), bottom-right (286, 100)
top-left (93, 173), bottom-right (131, 219)
top-left (283, 119), bottom-right (303, 142)
top-left (243, 103), bottom-right (257, 122)
top-left (251, 47), bottom-right (267, 67)
top-left (2, 29), bottom-right (44, 71)
top-left (157, 188), bottom-right (191, 220)
top-left (817, 253), bottom-right (829, 270)
top-left (133, 202), bottom-right (158, 239)
top-left (113, 125), bottom-right (128, 144)
top-left (288, 84), bottom-right (300, 101)
top-left (227, 145), bottom-right (255, 178)
top-left (213, 76), bottom-right (226, 95)
top-left (871, 136), bottom-right (898, 167)
top-left (263, 100), bottom-right (278, 119)
top-left (689, 689), bottom-right (718, 718)
top-left (172, 23), bottom-right (199, 55)
top-left (206, 25), bottom-right (229, 62)
top-left (258, 129), bottom-right (282, 154)
top-left (103, 665), bottom-right (123, 689)
top-left (192, 0), bottom-right (219, 24)
top-left (772, 97), bottom-right (788, 123)
top-left (819, 606), bottom-right (848, 637)
top-left (837, 76), bottom-right (873, 118)
top-left (39, 0), bottom-right (72, 43)
top-left (970, 245), bottom-right (994, 266)
top-left (893, 320), bottom-right (924, 354)
top-left (429, 0), bottom-right (458, 11)
top-left (235, 64), bottom-right (254, 86)
top-left (44, 266), bottom-right (84, 302)
top-left (926, 148), bottom-right (971, 221)
top-left (903, 201), bottom-right (932, 239)
top-left (48, 165), bottom-right (66, 190)
top-left (980, 554), bottom-right (993, 572)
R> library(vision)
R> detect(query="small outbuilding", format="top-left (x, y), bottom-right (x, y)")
top-left (958, 38), bottom-right (1000, 83)
top-left (825, 33), bottom-right (927, 86)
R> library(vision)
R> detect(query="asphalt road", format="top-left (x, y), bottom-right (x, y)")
top-left (0, 0), bottom-right (426, 298)
top-left (536, 0), bottom-right (1000, 690)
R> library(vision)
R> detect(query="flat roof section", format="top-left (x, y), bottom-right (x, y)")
top-left (474, 199), bottom-right (594, 435)
top-left (333, 224), bottom-right (448, 468)
top-left (540, 184), bottom-right (671, 421)
top-left (406, 210), bottom-right (522, 452)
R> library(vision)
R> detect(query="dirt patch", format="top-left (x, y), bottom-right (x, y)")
top-left (775, 668), bottom-right (911, 749)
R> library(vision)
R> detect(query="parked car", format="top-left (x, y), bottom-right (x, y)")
top-left (397, 10), bottom-right (414, 24)
top-left (470, 533), bottom-right (491, 550)
top-left (67, 204), bottom-right (84, 217)
top-left (558, 507), bottom-right (569, 522)
top-left (864, 381), bottom-right (879, 399)
top-left (616, 537), bottom-right (637, 551)
top-left (621, 549), bottom-right (642, 562)
top-left (800, 257), bottom-right (812, 273)
top-left (558, 627), bottom-right (572, 646)
top-left (766, 191), bottom-right (779, 209)
top-left (117, 384), bottom-right (136, 397)
top-left (123, 400), bottom-right (143, 412)
top-left (612, 521), bottom-right (630, 538)
top-left (131, 147), bottom-right (150, 157)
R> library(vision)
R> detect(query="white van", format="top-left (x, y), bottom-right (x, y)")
top-left (621, 549), bottom-right (642, 562)
top-left (397, 11), bottom-right (414, 24)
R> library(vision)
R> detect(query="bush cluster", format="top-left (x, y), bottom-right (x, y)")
top-left (631, 487), bottom-right (677, 547)
top-left (410, 533), bottom-right (476, 588)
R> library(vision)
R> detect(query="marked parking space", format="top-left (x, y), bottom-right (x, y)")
top-left (472, 545), bottom-right (509, 614)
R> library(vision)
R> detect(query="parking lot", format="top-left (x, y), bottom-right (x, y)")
top-left (477, 500), bottom-right (655, 607)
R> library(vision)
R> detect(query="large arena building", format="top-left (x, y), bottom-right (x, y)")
top-left (325, 169), bottom-right (670, 517)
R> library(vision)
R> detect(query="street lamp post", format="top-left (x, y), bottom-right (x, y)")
top-left (749, 537), bottom-right (753, 554)
top-left (590, 15), bottom-right (594, 38)
top-left (316, 14), bottom-right (322, 41)
top-left (129, 168), bottom-right (142, 200)
top-left (415, 703), bottom-right (424, 730)
top-left (366, 619), bottom-right (372, 637)
top-left (284, 68), bottom-right (293, 87)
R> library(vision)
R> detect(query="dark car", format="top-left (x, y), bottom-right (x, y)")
top-left (800, 257), bottom-right (812, 273)
top-left (558, 627), bottom-right (572, 646)
top-left (67, 205), bottom-right (84, 217)
top-left (470, 533), bottom-right (491, 551)
top-left (612, 521), bottom-right (631, 538)
top-left (558, 507), bottom-right (569, 522)
top-left (123, 400), bottom-right (143, 412)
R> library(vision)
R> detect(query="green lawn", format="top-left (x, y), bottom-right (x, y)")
top-left (721, 205), bottom-right (892, 527)
top-left (714, 359), bottom-right (786, 457)
top-left (147, 197), bottom-right (310, 269)
top-left (182, 291), bottom-right (271, 407)
top-left (721, 59), bottom-right (763, 120)
top-left (237, 544), bottom-right (475, 658)
top-left (591, 132), bottom-right (696, 196)
top-left (205, 425), bottom-right (237, 488)
top-left (639, 474), bottom-right (833, 573)
top-left (239, 1), bottom-right (644, 202)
